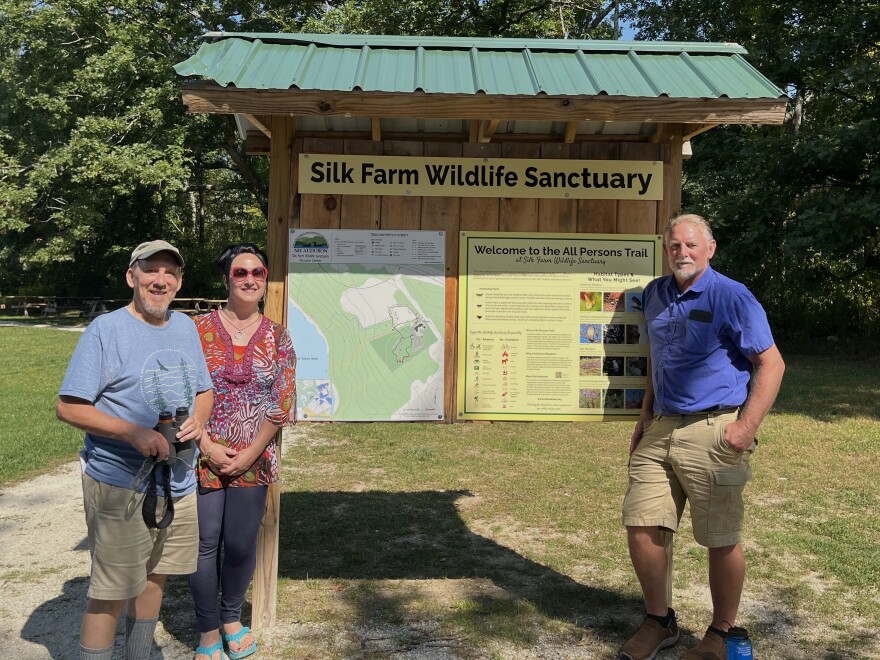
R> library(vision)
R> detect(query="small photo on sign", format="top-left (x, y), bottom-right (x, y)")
top-left (580, 323), bottom-right (603, 344)
top-left (626, 389), bottom-right (646, 409)
top-left (580, 291), bottom-right (602, 312)
top-left (603, 356), bottom-right (624, 376)
top-left (603, 388), bottom-right (625, 408)
top-left (579, 388), bottom-right (602, 409)
top-left (626, 324), bottom-right (642, 344)
top-left (604, 291), bottom-right (625, 312)
top-left (580, 355), bottom-right (602, 376)
top-left (603, 324), bottom-right (625, 344)
top-left (626, 356), bottom-right (647, 377)
top-left (626, 292), bottom-right (644, 313)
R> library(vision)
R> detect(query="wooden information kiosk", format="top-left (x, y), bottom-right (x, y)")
top-left (176, 32), bottom-right (786, 627)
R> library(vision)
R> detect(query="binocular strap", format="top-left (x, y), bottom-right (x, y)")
top-left (142, 462), bottom-right (175, 529)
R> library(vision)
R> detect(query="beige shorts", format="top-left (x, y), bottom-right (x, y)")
top-left (622, 410), bottom-right (754, 548)
top-left (82, 473), bottom-right (198, 601)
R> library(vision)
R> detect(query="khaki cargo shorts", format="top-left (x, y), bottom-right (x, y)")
top-left (82, 473), bottom-right (198, 601)
top-left (622, 410), bottom-right (754, 548)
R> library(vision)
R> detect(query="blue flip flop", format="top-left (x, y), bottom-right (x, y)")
top-left (194, 641), bottom-right (225, 660)
top-left (222, 626), bottom-right (256, 660)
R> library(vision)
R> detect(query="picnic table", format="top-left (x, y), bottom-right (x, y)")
top-left (170, 298), bottom-right (226, 315)
top-left (2, 296), bottom-right (225, 319)
top-left (2, 295), bottom-right (49, 316)
top-left (80, 299), bottom-right (125, 319)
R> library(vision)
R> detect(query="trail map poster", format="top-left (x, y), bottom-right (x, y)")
top-left (457, 231), bottom-right (662, 421)
top-left (289, 229), bottom-right (446, 421)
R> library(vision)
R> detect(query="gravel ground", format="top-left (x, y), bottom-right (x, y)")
top-left (0, 460), bottom-right (200, 659)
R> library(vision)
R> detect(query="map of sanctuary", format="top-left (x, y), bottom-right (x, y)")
top-left (289, 263), bottom-right (445, 421)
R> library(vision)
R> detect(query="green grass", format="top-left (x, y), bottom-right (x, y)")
top-left (264, 352), bottom-right (880, 658)
top-left (3, 325), bottom-right (880, 658)
top-left (0, 327), bottom-right (84, 485)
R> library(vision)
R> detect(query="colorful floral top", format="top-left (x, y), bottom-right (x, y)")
top-left (195, 311), bottom-right (296, 488)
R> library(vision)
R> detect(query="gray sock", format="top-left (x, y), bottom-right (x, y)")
top-left (124, 615), bottom-right (158, 660)
top-left (80, 643), bottom-right (113, 660)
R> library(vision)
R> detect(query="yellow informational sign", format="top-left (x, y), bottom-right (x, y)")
top-left (299, 154), bottom-right (663, 200)
top-left (457, 231), bottom-right (663, 421)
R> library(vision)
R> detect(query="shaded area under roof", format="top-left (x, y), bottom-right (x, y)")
top-left (175, 33), bottom-right (785, 101)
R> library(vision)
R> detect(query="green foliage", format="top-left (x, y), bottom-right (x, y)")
top-left (0, 0), bottom-right (271, 298)
top-left (295, 0), bottom-right (623, 38)
top-left (5, 0), bottom-right (876, 340)
top-left (0, 0), bottom-right (624, 299)
top-left (625, 0), bottom-right (880, 340)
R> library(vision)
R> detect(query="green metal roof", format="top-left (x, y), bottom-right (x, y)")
top-left (175, 33), bottom-right (785, 100)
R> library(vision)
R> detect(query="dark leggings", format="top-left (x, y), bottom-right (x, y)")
top-left (188, 485), bottom-right (269, 633)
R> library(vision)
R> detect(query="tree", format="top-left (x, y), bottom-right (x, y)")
top-left (0, 0), bottom-right (274, 298)
top-left (625, 0), bottom-right (880, 340)
top-left (294, 0), bottom-right (626, 39)
top-left (0, 0), bottom-right (627, 299)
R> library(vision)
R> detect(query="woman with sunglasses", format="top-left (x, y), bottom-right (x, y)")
top-left (189, 243), bottom-right (296, 660)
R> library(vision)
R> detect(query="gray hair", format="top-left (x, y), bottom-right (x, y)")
top-left (664, 214), bottom-right (714, 242)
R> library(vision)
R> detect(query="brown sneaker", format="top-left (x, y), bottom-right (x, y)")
top-left (682, 627), bottom-right (726, 660)
top-left (618, 615), bottom-right (680, 659)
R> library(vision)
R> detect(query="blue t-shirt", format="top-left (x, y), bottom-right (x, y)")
top-left (643, 266), bottom-right (775, 415)
top-left (59, 307), bottom-right (213, 496)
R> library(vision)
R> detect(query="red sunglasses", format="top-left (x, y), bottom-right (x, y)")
top-left (230, 266), bottom-right (268, 282)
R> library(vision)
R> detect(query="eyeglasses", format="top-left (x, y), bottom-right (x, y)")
top-left (230, 266), bottom-right (268, 282)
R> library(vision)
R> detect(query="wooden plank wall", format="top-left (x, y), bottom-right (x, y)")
top-left (294, 138), bottom-right (677, 422)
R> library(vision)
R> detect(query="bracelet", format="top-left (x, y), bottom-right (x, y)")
top-left (202, 443), bottom-right (213, 461)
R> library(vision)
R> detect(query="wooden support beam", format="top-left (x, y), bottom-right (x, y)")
top-left (244, 130), bottom-right (656, 155)
top-left (371, 117), bottom-right (382, 141)
top-left (246, 114), bottom-right (272, 138)
top-left (563, 121), bottom-right (578, 143)
top-left (182, 82), bottom-right (788, 125)
top-left (683, 123), bottom-right (718, 141)
top-left (252, 114), bottom-right (295, 632)
top-left (468, 119), bottom-right (480, 143)
top-left (660, 125), bottom-right (684, 233)
top-left (651, 123), bottom-right (681, 144)
top-left (479, 119), bottom-right (501, 143)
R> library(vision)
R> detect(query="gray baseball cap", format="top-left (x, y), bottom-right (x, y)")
top-left (129, 240), bottom-right (185, 267)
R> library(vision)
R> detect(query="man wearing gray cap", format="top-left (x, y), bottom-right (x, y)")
top-left (58, 240), bottom-right (214, 660)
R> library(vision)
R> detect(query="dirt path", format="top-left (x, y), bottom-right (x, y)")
top-left (0, 428), bottom-right (305, 660)
top-left (0, 459), bottom-right (199, 659)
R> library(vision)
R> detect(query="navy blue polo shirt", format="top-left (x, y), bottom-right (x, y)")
top-left (643, 266), bottom-right (775, 415)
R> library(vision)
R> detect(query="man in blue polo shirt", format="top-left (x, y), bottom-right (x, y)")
top-left (618, 214), bottom-right (785, 660)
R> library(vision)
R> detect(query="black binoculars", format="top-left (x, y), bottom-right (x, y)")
top-left (154, 407), bottom-right (193, 463)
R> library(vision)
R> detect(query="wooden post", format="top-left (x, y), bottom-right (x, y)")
top-left (252, 114), bottom-right (295, 630)
top-left (422, 142), bottom-right (463, 422)
top-left (659, 124), bottom-right (684, 233)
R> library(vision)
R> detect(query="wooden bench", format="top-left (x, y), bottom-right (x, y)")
top-left (81, 300), bottom-right (111, 320)
top-left (10, 300), bottom-right (46, 316)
